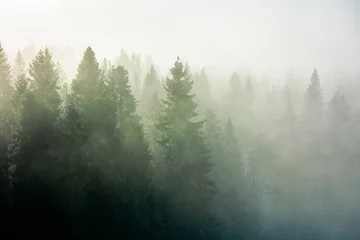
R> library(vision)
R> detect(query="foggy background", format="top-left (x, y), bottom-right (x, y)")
top-left (1, 0), bottom-right (360, 82)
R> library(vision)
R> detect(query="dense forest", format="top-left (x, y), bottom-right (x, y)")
top-left (0, 42), bottom-right (359, 240)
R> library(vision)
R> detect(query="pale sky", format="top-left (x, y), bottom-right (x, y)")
top-left (0, 0), bottom-right (359, 81)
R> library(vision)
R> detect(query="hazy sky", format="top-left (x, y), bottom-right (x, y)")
top-left (1, 0), bottom-right (359, 80)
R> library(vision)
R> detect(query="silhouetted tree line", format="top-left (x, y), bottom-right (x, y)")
top-left (0, 42), bottom-right (359, 240)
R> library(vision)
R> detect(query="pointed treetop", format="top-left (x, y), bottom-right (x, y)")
top-left (0, 42), bottom-right (11, 79)
top-left (13, 49), bottom-right (26, 77)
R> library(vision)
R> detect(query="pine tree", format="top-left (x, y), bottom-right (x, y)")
top-left (304, 68), bottom-right (323, 126)
top-left (28, 48), bottom-right (61, 116)
top-left (203, 109), bottom-right (223, 162)
top-left (0, 43), bottom-right (11, 113)
top-left (71, 47), bottom-right (102, 118)
top-left (116, 48), bottom-right (130, 69)
top-left (129, 53), bottom-right (142, 100)
top-left (193, 68), bottom-right (212, 115)
top-left (225, 72), bottom-right (242, 122)
top-left (143, 91), bottom-right (163, 166)
top-left (0, 43), bottom-right (12, 232)
top-left (107, 64), bottom-right (150, 176)
top-left (138, 65), bottom-right (161, 115)
top-left (156, 57), bottom-right (219, 239)
top-left (212, 118), bottom-right (258, 239)
top-left (12, 49), bottom-right (26, 84)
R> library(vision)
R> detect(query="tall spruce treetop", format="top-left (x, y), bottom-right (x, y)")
top-left (304, 68), bottom-right (323, 124)
top-left (71, 47), bottom-right (102, 114)
top-left (0, 43), bottom-right (11, 103)
top-left (157, 57), bottom-right (217, 239)
top-left (193, 68), bottom-right (212, 114)
top-left (226, 72), bottom-right (242, 121)
top-left (138, 65), bottom-right (161, 114)
top-left (12, 49), bottom-right (26, 81)
top-left (28, 48), bottom-right (60, 114)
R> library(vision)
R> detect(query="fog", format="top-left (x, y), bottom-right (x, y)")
top-left (1, 0), bottom-right (359, 79)
top-left (1, 0), bottom-right (360, 239)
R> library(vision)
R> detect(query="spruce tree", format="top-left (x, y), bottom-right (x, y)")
top-left (28, 48), bottom-right (61, 116)
top-left (0, 43), bottom-right (12, 232)
top-left (304, 68), bottom-right (323, 126)
top-left (193, 68), bottom-right (212, 115)
top-left (0, 42), bottom-right (11, 117)
top-left (143, 91), bottom-right (163, 168)
top-left (225, 72), bottom-right (242, 122)
top-left (10, 48), bottom-right (64, 236)
top-left (138, 65), bottom-right (161, 115)
top-left (12, 49), bottom-right (26, 83)
top-left (156, 57), bottom-right (219, 239)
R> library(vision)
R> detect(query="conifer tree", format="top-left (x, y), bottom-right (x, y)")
top-left (213, 118), bottom-right (258, 239)
top-left (116, 48), bottom-right (130, 69)
top-left (0, 43), bottom-right (11, 115)
top-left (193, 68), bottom-right (212, 115)
top-left (12, 49), bottom-right (26, 83)
top-left (156, 57), bottom-right (219, 239)
top-left (304, 68), bottom-right (323, 126)
top-left (225, 72), bottom-right (242, 122)
top-left (138, 65), bottom-right (161, 115)
top-left (0, 43), bottom-right (11, 230)
top-left (143, 91), bottom-right (163, 167)
top-left (28, 48), bottom-right (61, 116)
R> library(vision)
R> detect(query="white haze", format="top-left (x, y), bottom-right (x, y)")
top-left (1, 0), bottom-right (359, 83)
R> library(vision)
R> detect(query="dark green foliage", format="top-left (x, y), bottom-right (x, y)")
top-left (156, 57), bottom-right (220, 239)
top-left (1, 42), bottom-right (359, 240)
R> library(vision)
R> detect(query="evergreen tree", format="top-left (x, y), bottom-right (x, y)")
top-left (193, 68), bottom-right (212, 115)
top-left (10, 48), bottom-right (64, 237)
top-left (156, 57), bottom-right (219, 239)
top-left (225, 72), bottom-right (242, 122)
top-left (0, 42), bottom-right (11, 114)
top-left (138, 65), bottom-right (161, 115)
top-left (304, 68), bottom-right (323, 126)
top-left (12, 49), bottom-right (26, 84)
top-left (28, 48), bottom-right (61, 116)
top-left (143, 91), bottom-right (163, 168)
top-left (56, 61), bottom-right (69, 108)
top-left (203, 109), bottom-right (223, 164)
top-left (116, 48), bottom-right (130, 69)
top-left (0, 43), bottom-right (11, 231)
top-left (130, 53), bottom-right (142, 99)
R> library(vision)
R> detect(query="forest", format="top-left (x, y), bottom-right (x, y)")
top-left (0, 42), bottom-right (359, 240)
